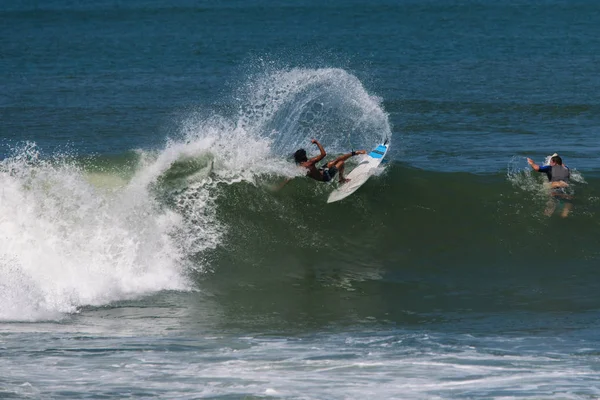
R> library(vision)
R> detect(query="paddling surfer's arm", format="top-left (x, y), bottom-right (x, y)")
top-left (527, 158), bottom-right (554, 175)
top-left (527, 158), bottom-right (540, 171)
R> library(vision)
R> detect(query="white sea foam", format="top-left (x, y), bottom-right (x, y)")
top-left (0, 143), bottom-right (190, 321)
top-left (2, 330), bottom-right (598, 399)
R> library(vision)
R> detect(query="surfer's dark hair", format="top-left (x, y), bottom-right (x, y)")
top-left (551, 155), bottom-right (563, 165)
top-left (294, 149), bottom-right (307, 164)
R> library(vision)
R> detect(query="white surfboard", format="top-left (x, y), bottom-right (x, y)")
top-left (327, 142), bottom-right (389, 203)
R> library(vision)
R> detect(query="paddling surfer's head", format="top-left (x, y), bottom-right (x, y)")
top-left (551, 155), bottom-right (563, 165)
top-left (294, 148), bottom-right (308, 164)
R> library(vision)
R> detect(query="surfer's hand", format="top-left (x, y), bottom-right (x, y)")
top-left (311, 139), bottom-right (318, 144)
top-left (527, 158), bottom-right (534, 165)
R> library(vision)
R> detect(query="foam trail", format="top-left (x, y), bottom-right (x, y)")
top-left (507, 156), bottom-right (540, 192)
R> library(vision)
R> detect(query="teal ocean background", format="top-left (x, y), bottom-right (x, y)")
top-left (2, 1), bottom-right (600, 398)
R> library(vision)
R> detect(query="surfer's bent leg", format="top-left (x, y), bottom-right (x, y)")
top-left (549, 188), bottom-right (574, 218)
top-left (327, 150), bottom-right (367, 183)
top-left (556, 190), bottom-right (574, 218)
top-left (544, 199), bottom-right (556, 217)
top-left (561, 202), bottom-right (573, 218)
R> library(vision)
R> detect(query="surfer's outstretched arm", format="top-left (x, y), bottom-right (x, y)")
top-left (527, 158), bottom-right (540, 171)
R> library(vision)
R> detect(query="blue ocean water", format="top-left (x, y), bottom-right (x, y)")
top-left (2, 0), bottom-right (600, 398)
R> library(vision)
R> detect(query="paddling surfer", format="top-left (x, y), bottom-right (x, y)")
top-left (527, 154), bottom-right (573, 217)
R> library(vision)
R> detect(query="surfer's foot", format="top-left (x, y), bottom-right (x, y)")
top-left (339, 178), bottom-right (350, 184)
top-left (561, 203), bottom-right (573, 218)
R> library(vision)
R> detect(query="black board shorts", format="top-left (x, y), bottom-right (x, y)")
top-left (320, 166), bottom-right (338, 182)
top-left (551, 187), bottom-right (574, 203)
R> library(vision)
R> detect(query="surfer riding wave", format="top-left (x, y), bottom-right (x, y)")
top-left (277, 139), bottom-right (366, 189)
